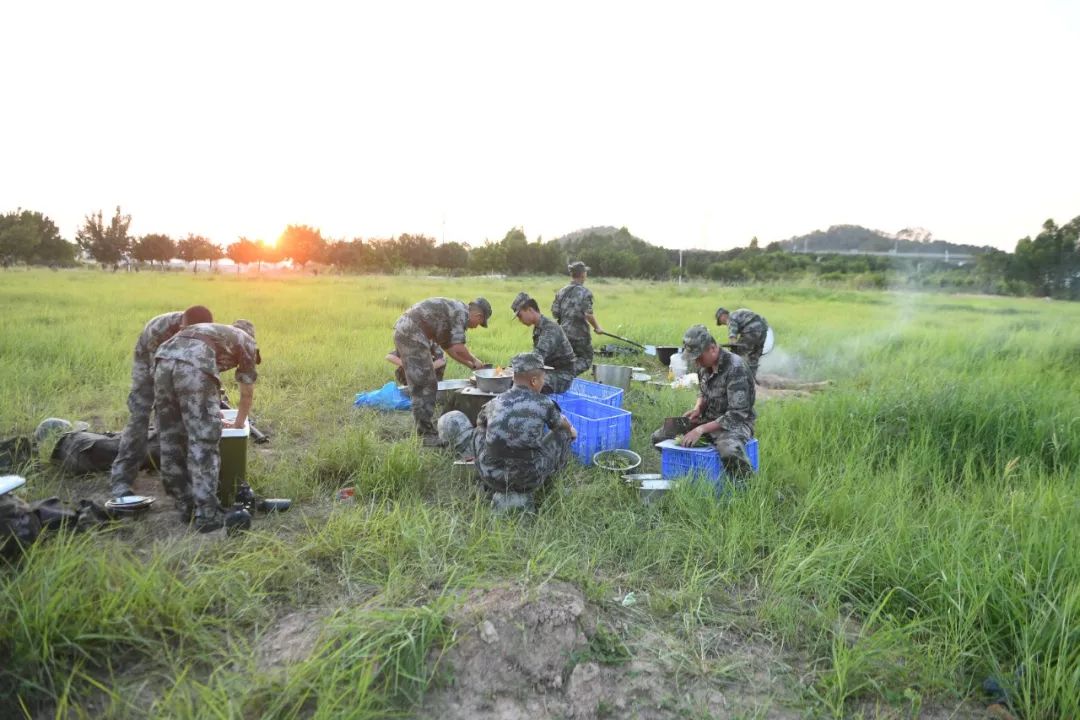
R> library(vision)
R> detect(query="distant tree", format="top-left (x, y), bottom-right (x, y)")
top-left (226, 237), bottom-right (260, 273)
top-left (206, 242), bottom-right (225, 270)
top-left (0, 209), bottom-right (73, 266)
top-left (277, 224), bottom-right (325, 268)
top-left (177, 234), bottom-right (214, 273)
top-left (254, 239), bottom-right (282, 271)
top-left (75, 206), bottom-right (132, 267)
top-left (131, 233), bottom-right (176, 267)
top-left (434, 241), bottom-right (469, 272)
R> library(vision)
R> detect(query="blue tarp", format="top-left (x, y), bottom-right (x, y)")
top-left (354, 382), bottom-right (411, 411)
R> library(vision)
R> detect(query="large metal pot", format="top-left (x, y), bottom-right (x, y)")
top-left (472, 368), bottom-right (513, 393)
top-left (593, 364), bottom-right (632, 390)
top-left (655, 346), bottom-right (680, 367)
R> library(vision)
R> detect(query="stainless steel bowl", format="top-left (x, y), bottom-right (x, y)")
top-left (472, 369), bottom-right (513, 393)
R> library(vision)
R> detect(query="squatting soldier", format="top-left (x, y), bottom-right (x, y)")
top-left (393, 297), bottom-right (491, 447)
top-left (651, 324), bottom-right (755, 477)
top-left (109, 306), bottom-right (213, 498)
top-left (386, 342), bottom-right (446, 386)
top-left (715, 307), bottom-right (769, 380)
top-left (154, 320), bottom-right (260, 531)
top-left (510, 291), bottom-right (576, 394)
top-left (552, 261), bottom-right (606, 376)
top-left (473, 351), bottom-right (577, 512)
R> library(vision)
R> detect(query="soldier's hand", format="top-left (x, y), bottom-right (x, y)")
top-left (680, 428), bottom-right (704, 447)
top-left (593, 326), bottom-right (605, 335)
top-left (684, 407), bottom-right (701, 422)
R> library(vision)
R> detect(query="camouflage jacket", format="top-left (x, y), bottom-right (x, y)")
top-left (532, 315), bottom-right (576, 373)
top-left (475, 385), bottom-right (563, 464)
top-left (134, 312), bottom-right (184, 362)
top-left (398, 298), bottom-right (470, 349)
top-left (698, 351), bottom-right (755, 433)
top-left (551, 282), bottom-right (593, 333)
top-left (155, 323), bottom-right (259, 385)
top-left (727, 309), bottom-right (768, 343)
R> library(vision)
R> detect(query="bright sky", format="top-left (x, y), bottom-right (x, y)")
top-left (2, 0), bottom-right (1077, 252)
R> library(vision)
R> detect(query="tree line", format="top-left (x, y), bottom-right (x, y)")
top-left (2, 206), bottom-right (1078, 300)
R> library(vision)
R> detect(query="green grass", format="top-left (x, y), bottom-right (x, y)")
top-left (2, 268), bottom-right (1080, 718)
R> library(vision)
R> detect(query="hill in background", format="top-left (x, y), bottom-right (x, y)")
top-left (779, 224), bottom-right (992, 255)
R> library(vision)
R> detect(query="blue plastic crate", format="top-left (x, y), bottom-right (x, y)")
top-left (558, 395), bottom-right (632, 465)
top-left (657, 437), bottom-right (760, 481)
top-left (565, 377), bottom-right (624, 408)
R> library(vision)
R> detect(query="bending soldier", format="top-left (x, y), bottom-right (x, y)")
top-left (109, 306), bottom-right (213, 498)
top-left (715, 307), bottom-right (769, 381)
top-left (154, 320), bottom-right (260, 531)
top-left (392, 297), bottom-right (491, 447)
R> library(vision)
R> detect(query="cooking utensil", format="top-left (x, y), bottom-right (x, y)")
top-left (654, 346), bottom-right (680, 367)
top-left (597, 330), bottom-right (645, 350)
top-left (257, 498), bottom-right (292, 513)
top-left (105, 495), bottom-right (156, 512)
top-left (621, 472), bottom-right (662, 484)
top-left (639, 478), bottom-right (674, 504)
top-left (593, 364), bottom-right (633, 389)
top-left (0, 475), bottom-right (26, 495)
top-left (592, 449), bottom-right (642, 473)
top-left (472, 369), bottom-right (513, 393)
top-left (632, 372), bottom-right (651, 382)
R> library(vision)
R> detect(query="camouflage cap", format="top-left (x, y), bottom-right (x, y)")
top-left (470, 297), bottom-right (492, 327)
top-left (510, 351), bottom-right (553, 373)
top-left (233, 319), bottom-right (256, 340)
top-left (682, 324), bottom-right (716, 364)
top-left (568, 261), bottom-right (590, 275)
top-left (510, 291), bottom-right (538, 316)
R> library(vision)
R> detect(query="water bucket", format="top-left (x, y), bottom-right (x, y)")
top-left (593, 364), bottom-right (632, 390)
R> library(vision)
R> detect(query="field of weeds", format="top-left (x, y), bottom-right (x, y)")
top-left (2, 269), bottom-right (1079, 719)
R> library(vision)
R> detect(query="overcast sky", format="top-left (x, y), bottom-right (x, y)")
top-left (2, 0), bottom-right (1077, 252)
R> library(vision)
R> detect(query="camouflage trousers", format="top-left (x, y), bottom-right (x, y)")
top-left (154, 359), bottom-right (224, 516)
top-left (109, 355), bottom-right (155, 495)
top-left (394, 324), bottom-right (439, 437)
top-left (544, 369), bottom-right (574, 394)
top-left (475, 428), bottom-right (572, 495)
top-left (736, 333), bottom-right (766, 381)
top-left (565, 328), bottom-right (593, 377)
top-left (650, 417), bottom-right (754, 475)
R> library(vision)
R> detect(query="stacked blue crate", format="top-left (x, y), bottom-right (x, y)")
top-left (558, 395), bottom-right (632, 465)
top-left (552, 378), bottom-right (623, 409)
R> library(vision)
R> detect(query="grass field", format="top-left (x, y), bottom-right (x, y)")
top-left (2, 269), bottom-right (1079, 718)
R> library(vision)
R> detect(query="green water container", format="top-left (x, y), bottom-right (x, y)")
top-left (218, 410), bottom-right (249, 506)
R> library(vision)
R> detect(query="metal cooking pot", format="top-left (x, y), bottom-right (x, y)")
top-left (593, 364), bottom-right (632, 390)
top-left (655, 346), bottom-right (680, 367)
top-left (472, 369), bottom-right (513, 393)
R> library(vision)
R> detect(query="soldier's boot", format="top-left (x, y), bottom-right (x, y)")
top-left (491, 491), bottom-right (535, 514)
top-left (421, 434), bottom-right (448, 449)
top-left (110, 482), bottom-right (134, 499)
top-left (193, 506), bottom-right (225, 533)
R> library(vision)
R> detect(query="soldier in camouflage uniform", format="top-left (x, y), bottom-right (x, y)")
top-left (510, 292), bottom-right (576, 394)
top-left (473, 352), bottom-right (577, 511)
top-left (552, 261), bottom-right (606, 377)
top-left (651, 325), bottom-right (756, 476)
top-left (715, 307), bottom-right (769, 381)
top-left (386, 342), bottom-right (446, 386)
top-left (154, 320), bottom-right (260, 531)
top-left (109, 306), bottom-right (214, 498)
top-left (393, 297), bottom-right (491, 447)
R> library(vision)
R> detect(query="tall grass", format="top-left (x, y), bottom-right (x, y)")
top-left (2, 269), bottom-right (1079, 717)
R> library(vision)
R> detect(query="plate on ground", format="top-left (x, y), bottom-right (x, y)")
top-left (105, 495), bottom-right (156, 510)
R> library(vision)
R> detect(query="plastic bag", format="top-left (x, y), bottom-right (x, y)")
top-left (354, 382), bottom-right (411, 411)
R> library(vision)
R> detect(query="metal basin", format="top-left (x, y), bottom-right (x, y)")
top-left (398, 379), bottom-right (474, 404)
top-left (594, 364), bottom-right (632, 390)
top-left (472, 369), bottom-right (513, 393)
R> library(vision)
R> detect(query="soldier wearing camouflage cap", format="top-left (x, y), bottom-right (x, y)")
top-left (473, 351), bottom-right (577, 512)
top-left (551, 262), bottom-right (606, 377)
top-left (651, 324), bottom-right (756, 477)
top-left (511, 291), bottom-right (576, 394)
top-left (108, 305), bottom-right (214, 499)
top-left (393, 297), bottom-right (490, 447)
top-left (715, 307), bottom-right (769, 381)
top-left (154, 321), bottom-right (261, 531)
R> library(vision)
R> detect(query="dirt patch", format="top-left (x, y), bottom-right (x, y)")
top-left (419, 581), bottom-right (806, 720)
top-left (255, 607), bottom-right (328, 672)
